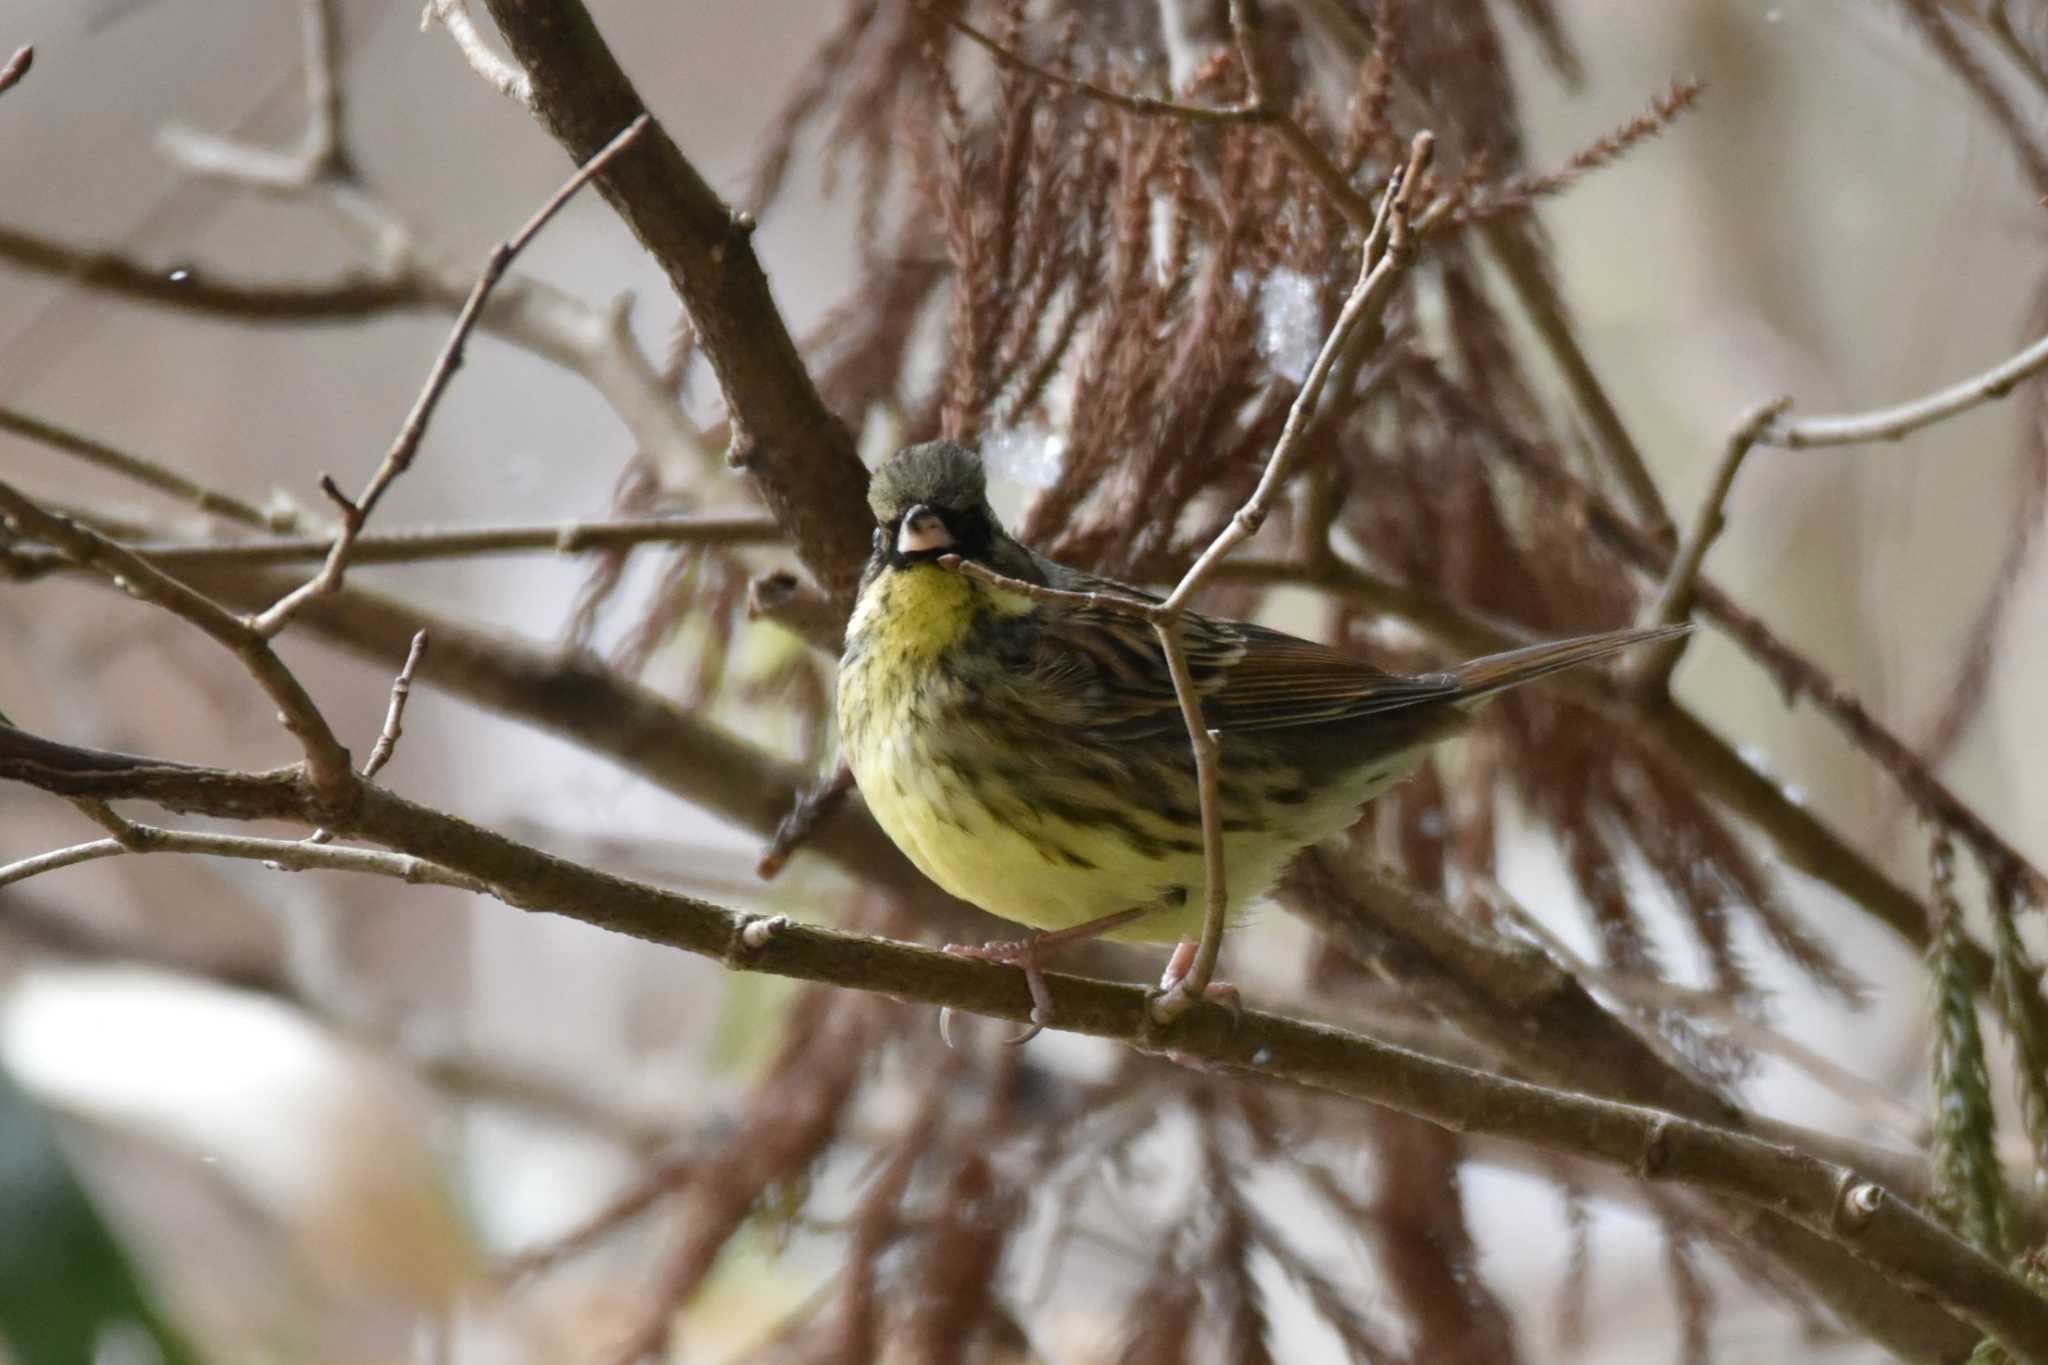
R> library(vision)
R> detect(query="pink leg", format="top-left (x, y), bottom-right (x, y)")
top-left (940, 905), bottom-right (1158, 1045)
top-left (1157, 939), bottom-right (1242, 1019)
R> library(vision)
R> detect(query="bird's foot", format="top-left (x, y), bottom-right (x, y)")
top-left (1149, 938), bottom-right (1242, 1069)
top-left (937, 905), bottom-right (1156, 1047)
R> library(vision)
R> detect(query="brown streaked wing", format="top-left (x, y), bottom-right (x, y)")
top-left (1023, 571), bottom-right (1459, 738)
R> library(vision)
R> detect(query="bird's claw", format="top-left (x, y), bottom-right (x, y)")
top-left (940, 936), bottom-right (1058, 1046)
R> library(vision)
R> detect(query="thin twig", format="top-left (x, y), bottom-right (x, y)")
top-left (0, 481), bottom-right (354, 801)
top-left (0, 222), bottom-right (712, 475)
top-left (421, 0), bottom-right (534, 108)
top-left (3, 723), bottom-right (2047, 1360)
top-left (757, 762), bottom-right (856, 879)
top-left (745, 568), bottom-right (843, 653)
top-left (0, 45), bottom-right (31, 100)
top-left (1152, 133), bottom-right (1435, 1015)
top-left (249, 112), bottom-right (652, 638)
top-left (158, 0), bottom-right (350, 189)
top-left (306, 630), bottom-right (431, 844)
top-left (1, 513), bottom-right (784, 580)
top-left (0, 405), bottom-right (279, 530)
top-left (1635, 396), bottom-right (1793, 684)
top-left (1760, 329), bottom-right (2048, 448)
top-left (0, 824), bottom-right (490, 894)
top-left (369, 627), bottom-right (430, 784)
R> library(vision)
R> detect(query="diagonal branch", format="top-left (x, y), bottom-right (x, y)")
top-left (0, 723), bottom-right (2044, 1361)
top-left (0, 405), bottom-right (278, 530)
top-left (0, 480), bottom-right (354, 802)
top-left (0, 512), bottom-right (783, 581)
top-left (0, 45), bottom-right (33, 100)
top-left (471, 0), bottom-right (875, 601)
top-left (248, 112), bottom-right (651, 638)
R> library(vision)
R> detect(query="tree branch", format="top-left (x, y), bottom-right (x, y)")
top-left (421, 0), bottom-right (533, 107)
top-left (248, 112), bottom-right (651, 638)
top-left (0, 512), bottom-right (783, 581)
top-left (0, 405), bottom-right (279, 530)
top-left (0, 723), bottom-right (2042, 1361)
top-left (0, 226), bottom-right (711, 478)
top-left (1761, 328), bottom-right (2048, 448)
top-left (472, 0), bottom-right (874, 601)
top-left (0, 481), bottom-right (354, 803)
top-left (0, 45), bottom-right (32, 100)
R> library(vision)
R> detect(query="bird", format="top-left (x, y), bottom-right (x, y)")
top-left (837, 439), bottom-right (1686, 1039)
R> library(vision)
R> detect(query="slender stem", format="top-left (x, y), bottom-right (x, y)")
top-left (1762, 329), bottom-right (2048, 448)
top-left (362, 629), bottom-right (429, 783)
top-left (0, 825), bottom-right (490, 893)
top-left (305, 628), bottom-right (429, 844)
top-left (0, 405), bottom-right (276, 529)
top-left (249, 113), bottom-right (652, 638)
top-left (0, 839), bottom-right (126, 887)
top-left (4, 724), bottom-right (2048, 1360)
top-left (2, 513), bottom-right (783, 580)
top-left (1636, 396), bottom-right (1792, 684)
top-left (1151, 134), bottom-right (1434, 1012)
top-left (0, 45), bottom-right (32, 99)
top-left (423, 0), bottom-right (535, 107)
top-left (0, 481), bottom-right (355, 800)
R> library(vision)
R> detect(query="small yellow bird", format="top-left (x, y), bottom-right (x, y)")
top-left (838, 440), bottom-right (1683, 1031)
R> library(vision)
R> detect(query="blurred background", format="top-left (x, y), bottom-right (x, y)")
top-left (1, 1), bottom-right (2044, 1361)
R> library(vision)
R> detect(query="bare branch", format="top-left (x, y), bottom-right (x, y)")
top-left (422, 0), bottom-right (533, 107)
top-left (0, 405), bottom-right (280, 530)
top-left (248, 113), bottom-right (652, 638)
top-left (1647, 322), bottom-right (2048, 677)
top-left (0, 481), bottom-right (353, 800)
top-left (0, 228), bottom-right (711, 479)
top-left (1, 722), bottom-right (2044, 1360)
top-left (305, 629), bottom-right (429, 844)
top-left (475, 0), bottom-right (874, 601)
top-left (1635, 396), bottom-right (1794, 682)
top-left (0, 824), bottom-right (489, 894)
top-left (1154, 133), bottom-right (1437, 1013)
top-left (159, 0), bottom-right (351, 189)
top-left (757, 762), bottom-right (856, 880)
top-left (1, 512), bottom-right (783, 581)
top-left (0, 45), bottom-right (31, 100)
top-left (1761, 328), bottom-right (2048, 449)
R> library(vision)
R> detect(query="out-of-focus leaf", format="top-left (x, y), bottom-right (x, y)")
top-left (0, 1064), bottom-right (201, 1365)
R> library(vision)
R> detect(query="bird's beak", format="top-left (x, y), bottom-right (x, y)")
top-left (896, 505), bottom-right (954, 556)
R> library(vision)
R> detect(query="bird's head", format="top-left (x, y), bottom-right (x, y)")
top-left (865, 440), bottom-right (1007, 571)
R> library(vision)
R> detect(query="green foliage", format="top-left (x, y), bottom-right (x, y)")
top-left (1989, 873), bottom-right (2048, 1172)
top-left (0, 1065), bottom-right (201, 1365)
top-left (1928, 834), bottom-right (2019, 1264)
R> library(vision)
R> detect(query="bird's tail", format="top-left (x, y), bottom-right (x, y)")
top-left (1450, 623), bottom-right (1691, 706)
